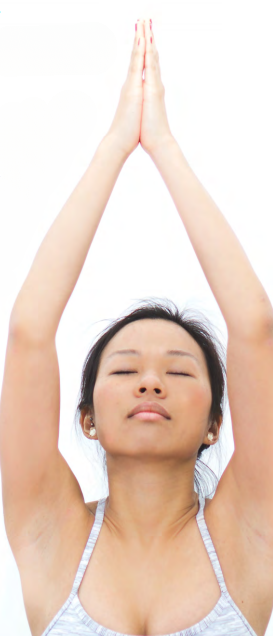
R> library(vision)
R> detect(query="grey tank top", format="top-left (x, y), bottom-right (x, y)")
top-left (40, 492), bottom-right (258, 636)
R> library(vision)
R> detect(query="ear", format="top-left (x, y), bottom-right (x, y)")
top-left (79, 407), bottom-right (94, 437)
top-left (208, 415), bottom-right (223, 443)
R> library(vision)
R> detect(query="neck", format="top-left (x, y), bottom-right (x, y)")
top-left (103, 456), bottom-right (200, 552)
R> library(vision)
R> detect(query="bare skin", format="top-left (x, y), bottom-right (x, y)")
top-left (14, 319), bottom-right (273, 636)
top-left (15, 483), bottom-right (273, 636)
top-left (80, 318), bottom-right (220, 544)
top-left (1, 15), bottom-right (273, 636)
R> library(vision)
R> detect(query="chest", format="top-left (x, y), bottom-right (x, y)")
top-left (77, 508), bottom-right (268, 636)
top-left (21, 501), bottom-right (273, 636)
top-left (78, 516), bottom-right (222, 635)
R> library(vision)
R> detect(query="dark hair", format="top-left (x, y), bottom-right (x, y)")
top-left (74, 299), bottom-right (227, 498)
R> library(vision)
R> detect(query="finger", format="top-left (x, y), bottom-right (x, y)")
top-left (143, 17), bottom-right (162, 84)
top-left (127, 19), bottom-right (145, 82)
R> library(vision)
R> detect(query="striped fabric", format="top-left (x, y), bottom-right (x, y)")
top-left (41, 492), bottom-right (258, 636)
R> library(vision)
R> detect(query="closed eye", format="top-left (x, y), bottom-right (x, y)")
top-left (112, 371), bottom-right (191, 376)
top-left (167, 372), bottom-right (191, 376)
top-left (112, 371), bottom-right (136, 374)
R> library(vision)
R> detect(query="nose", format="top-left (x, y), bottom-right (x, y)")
top-left (136, 372), bottom-right (166, 396)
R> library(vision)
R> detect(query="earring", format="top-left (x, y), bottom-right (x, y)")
top-left (89, 415), bottom-right (96, 438)
top-left (207, 432), bottom-right (214, 442)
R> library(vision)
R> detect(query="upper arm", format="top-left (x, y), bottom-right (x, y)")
top-left (0, 329), bottom-right (83, 549)
top-left (218, 320), bottom-right (273, 540)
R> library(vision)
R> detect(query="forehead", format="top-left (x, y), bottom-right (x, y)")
top-left (100, 319), bottom-right (208, 372)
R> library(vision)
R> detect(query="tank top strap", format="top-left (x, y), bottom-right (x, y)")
top-left (71, 496), bottom-right (107, 597)
top-left (196, 492), bottom-right (227, 594)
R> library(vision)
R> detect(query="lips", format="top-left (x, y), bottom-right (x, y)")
top-left (128, 401), bottom-right (171, 419)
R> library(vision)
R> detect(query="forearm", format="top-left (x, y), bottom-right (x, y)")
top-left (10, 134), bottom-right (127, 341)
top-left (151, 137), bottom-right (273, 338)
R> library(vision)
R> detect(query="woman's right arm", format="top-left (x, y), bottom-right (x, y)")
top-left (0, 133), bottom-right (127, 549)
top-left (0, 21), bottom-right (145, 551)
top-left (9, 133), bottom-right (127, 341)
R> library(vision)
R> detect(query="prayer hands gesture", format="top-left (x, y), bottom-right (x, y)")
top-left (108, 17), bottom-right (173, 158)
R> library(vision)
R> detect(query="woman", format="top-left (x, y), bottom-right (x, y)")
top-left (0, 16), bottom-right (273, 636)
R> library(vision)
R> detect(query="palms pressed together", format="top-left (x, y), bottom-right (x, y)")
top-left (139, 18), bottom-right (173, 155)
top-left (108, 17), bottom-right (173, 158)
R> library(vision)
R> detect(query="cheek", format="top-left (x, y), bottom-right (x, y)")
top-left (93, 380), bottom-right (114, 415)
top-left (93, 379), bottom-right (128, 450)
top-left (194, 382), bottom-right (211, 407)
top-left (178, 383), bottom-right (212, 451)
top-left (93, 379), bottom-right (124, 428)
top-left (177, 381), bottom-right (211, 417)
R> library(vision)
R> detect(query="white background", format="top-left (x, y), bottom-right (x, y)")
top-left (0, 0), bottom-right (273, 634)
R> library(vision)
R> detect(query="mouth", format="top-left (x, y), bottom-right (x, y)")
top-left (128, 402), bottom-right (171, 419)
top-left (131, 411), bottom-right (167, 421)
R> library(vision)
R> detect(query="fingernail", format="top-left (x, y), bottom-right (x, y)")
top-left (150, 37), bottom-right (153, 43)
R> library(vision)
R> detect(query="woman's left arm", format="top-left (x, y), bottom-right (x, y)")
top-left (150, 135), bottom-right (273, 536)
top-left (150, 136), bottom-right (273, 338)
top-left (140, 15), bottom-right (273, 533)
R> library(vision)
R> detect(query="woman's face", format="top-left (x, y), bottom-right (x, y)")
top-left (90, 319), bottom-right (214, 462)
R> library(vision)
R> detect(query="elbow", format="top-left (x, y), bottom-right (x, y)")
top-left (240, 311), bottom-right (273, 342)
top-left (8, 311), bottom-right (52, 345)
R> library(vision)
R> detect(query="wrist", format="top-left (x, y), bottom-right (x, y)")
top-left (101, 133), bottom-right (131, 164)
top-left (147, 134), bottom-right (178, 162)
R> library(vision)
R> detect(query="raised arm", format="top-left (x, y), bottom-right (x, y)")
top-left (0, 24), bottom-right (146, 548)
top-left (141, 18), bottom-right (273, 535)
top-left (9, 22), bottom-right (148, 340)
top-left (9, 135), bottom-right (126, 340)
top-left (140, 20), bottom-right (273, 336)
top-left (150, 138), bottom-right (273, 336)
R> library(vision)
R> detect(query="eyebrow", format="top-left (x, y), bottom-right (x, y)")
top-left (106, 349), bottom-right (199, 364)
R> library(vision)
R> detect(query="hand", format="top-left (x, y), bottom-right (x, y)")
top-left (140, 18), bottom-right (174, 156)
top-left (107, 20), bottom-right (146, 159)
